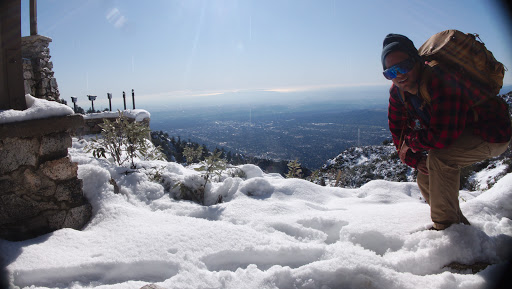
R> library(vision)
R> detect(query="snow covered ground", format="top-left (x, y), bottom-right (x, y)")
top-left (1, 135), bottom-right (511, 289)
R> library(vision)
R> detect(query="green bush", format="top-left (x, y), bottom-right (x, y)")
top-left (286, 159), bottom-right (303, 178)
top-left (86, 111), bottom-right (165, 169)
top-left (183, 145), bottom-right (203, 164)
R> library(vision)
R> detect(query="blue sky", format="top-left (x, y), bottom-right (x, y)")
top-left (21, 0), bottom-right (512, 109)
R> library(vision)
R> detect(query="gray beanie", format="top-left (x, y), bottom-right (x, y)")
top-left (381, 33), bottom-right (420, 70)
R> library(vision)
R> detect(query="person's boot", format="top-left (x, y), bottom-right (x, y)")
top-left (459, 209), bottom-right (471, 226)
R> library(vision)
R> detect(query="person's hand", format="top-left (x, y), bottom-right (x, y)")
top-left (399, 143), bottom-right (410, 164)
top-left (417, 157), bottom-right (429, 175)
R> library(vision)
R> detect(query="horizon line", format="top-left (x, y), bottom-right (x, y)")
top-left (141, 82), bottom-right (390, 100)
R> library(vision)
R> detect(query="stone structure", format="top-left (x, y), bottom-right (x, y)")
top-left (0, 115), bottom-right (92, 241)
top-left (0, 0), bottom-right (27, 110)
top-left (21, 35), bottom-right (60, 101)
top-left (0, 0), bottom-right (92, 242)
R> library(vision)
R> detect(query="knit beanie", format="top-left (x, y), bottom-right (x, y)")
top-left (381, 33), bottom-right (420, 70)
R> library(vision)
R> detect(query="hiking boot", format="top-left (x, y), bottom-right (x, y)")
top-left (431, 223), bottom-right (451, 230)
top-left (428, 226), bottom-right (441, 231)
top-left (460, 214), bottom-right (471, 226)
top-left (429, 220), bottom-right (470, 231)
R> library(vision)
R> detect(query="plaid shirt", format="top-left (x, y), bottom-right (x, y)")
top-left (388, 66), bottom-right (512, 168)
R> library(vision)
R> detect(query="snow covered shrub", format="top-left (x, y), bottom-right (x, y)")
top-left (306, 169), bottom-right (322, 185)
top-left (143, 165), bottom-right (166, 184)
top-left (172, 151), bottom-right (227, 205)
top-left (183, 145), bottom-right (203, 164)
top-left (173, 176), bottom-right (207, 204)
top-left (86, 111), bottom-right (165, 169)
top-left (195, 150), bottom-right (227, 183)
top-left (228, 167), bottom-right (247, 179)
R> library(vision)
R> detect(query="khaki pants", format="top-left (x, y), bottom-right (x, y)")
top-left (417, 129), bottom-right (510, 230)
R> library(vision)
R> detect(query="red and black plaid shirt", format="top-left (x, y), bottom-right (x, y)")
top-left (388, 66), bottom-right (511, 168)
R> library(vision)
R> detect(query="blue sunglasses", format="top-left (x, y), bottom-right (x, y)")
top-left (383, 58), bottom-right (416, 80)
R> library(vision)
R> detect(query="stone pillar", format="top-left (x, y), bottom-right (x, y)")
top-left (0, 115), bottom-right (91, 241)
top-left (0, 0), bottom-right (27, 110)
top-left (30, 0), bottom-right (38, 36)
top-left (22, 58), bottom-right (35, 96)
top-left (21, 35), bottom-right (60, 101)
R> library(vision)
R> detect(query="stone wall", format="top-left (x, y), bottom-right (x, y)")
top-left (0, 115), bottom-right (91, 241)
top-left (21, 35), bottom-right (60, 101)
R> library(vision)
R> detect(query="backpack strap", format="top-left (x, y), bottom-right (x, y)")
top-left (419, 62), bottom-right (433, 108)
top-left (397, 86), bottom-right (406, 104)
top-left (396, 87), bottom-right (408, 152)
top-left (395, 64), bottom-right (433, 152)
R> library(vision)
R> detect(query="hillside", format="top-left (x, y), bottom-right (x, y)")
top-left (316, 140), bottom-right (511, 191)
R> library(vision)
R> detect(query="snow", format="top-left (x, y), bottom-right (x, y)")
top-left (1, 137), bottom-right (511, 289)
top-left (0, 94), bottom-right (74, 124)
top-left (470, 161), bottom-right (509, 191)
top-left (83, 110), bottom-right (151, 122)
top-left (0, 95), bottom-right (150, 125)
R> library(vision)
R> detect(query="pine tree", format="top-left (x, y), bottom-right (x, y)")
top-left (286, 159), bottom-right (303, 178)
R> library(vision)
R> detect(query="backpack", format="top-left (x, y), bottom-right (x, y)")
top-left (418, 29), bottom-right (505, 97)
top-left (395, 30), bottom-right (507, 150)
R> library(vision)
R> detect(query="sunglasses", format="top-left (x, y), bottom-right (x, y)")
top-left (383, 58), bottom-right (416, 80)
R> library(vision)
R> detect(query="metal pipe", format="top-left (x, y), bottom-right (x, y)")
top-left (30, 0), bottom-right (37, 35)
top-left (87, 95), bottom-right (97, 112)
top-left (107, 93), bottom-right (112, 111)
top-left (123, 91), bottom-right (126, 110)
top-left (131, 89), bottom-right (135, 109)
top-left (71, 97), bottom-right (77, 113)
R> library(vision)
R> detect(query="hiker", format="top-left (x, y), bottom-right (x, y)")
top-left (381, 33), bottom-right (511, 230)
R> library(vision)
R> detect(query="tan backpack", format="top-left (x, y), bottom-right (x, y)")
top-left (417, 30), bottom-right (506, 104)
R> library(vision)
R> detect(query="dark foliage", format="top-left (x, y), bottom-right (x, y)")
top-left (150, 131), bottom-right (310, 177)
